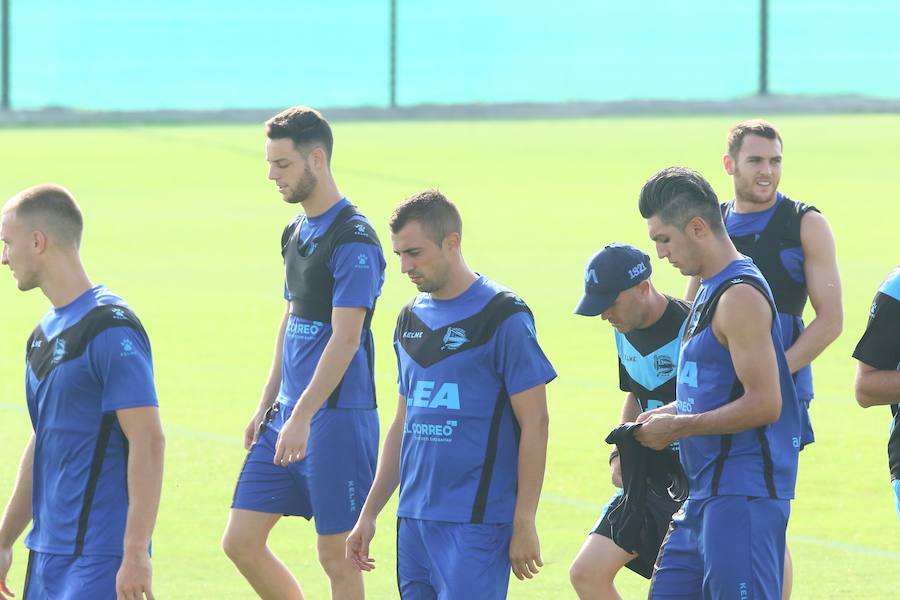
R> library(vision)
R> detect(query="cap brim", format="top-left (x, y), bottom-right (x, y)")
top-left (574, 290), bottom-right (618, 316)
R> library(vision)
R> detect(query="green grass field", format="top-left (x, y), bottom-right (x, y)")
top-left (1, 115), bottom-right (899, 598)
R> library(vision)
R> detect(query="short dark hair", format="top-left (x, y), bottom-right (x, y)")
top-left (389, 189), bottom-right (462, 246)
top-left (727, 119), bottom-right (783, 158)
top-left (265, 106), bottom-right (334, 163)
top-left (10, 184), bottom-right (84, 248)
top-left (638, 167), bottom-right (724, 235)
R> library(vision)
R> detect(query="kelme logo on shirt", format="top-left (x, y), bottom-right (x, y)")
top-left (402, 331), bottom-right (424, 339)
top-left (111, 308), bottom-right (128, 320)
top-left (51, 338), bottom-right (66, 363)
top-left (355, 254), bottom-right (370, 269)
top-left (441, 327), bottom-right (468, 351)
top-left (120, 337), bottom-right (137, 357)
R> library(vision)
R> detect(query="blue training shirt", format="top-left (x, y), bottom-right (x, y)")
top-left (723, 192), bottom-right (813, 401)
top-left (393, 276), bottom-right (556, 524)
top-left (24, 285), bottom-right (158, 556)
top-left (278, 197), bottom-right (386, 412)
top-left (677, 258), bottom-right (800, 500)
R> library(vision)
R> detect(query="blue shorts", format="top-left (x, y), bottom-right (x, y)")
top-left (799, 398), bottom-right (815, 448)
top-left (231, 403), bottom-right (378, 535)
top-left (396, 517), bottom-right (513, 600)
top-left (649, 496), bottom-right (790, 600)
top-left (23, 551), bottom-right (119, 600)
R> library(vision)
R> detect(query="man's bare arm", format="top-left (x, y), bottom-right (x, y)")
top-left (635, 285), bottom-right (781, 449)
top-left (855, 361), bottom-right (900, 408)
top-left (785, 211), bottom-right (843, 373)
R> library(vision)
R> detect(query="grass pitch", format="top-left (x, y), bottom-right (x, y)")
top-left (1, 115), bottom-right (899, 598)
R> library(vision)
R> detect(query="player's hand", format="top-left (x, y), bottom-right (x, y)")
top-left (0, 545), bottom-right (14, 599)
top-left (610, 455), bottom-right (623, 488)
top-left (346, 517), bottom-right (377, 572)
top-left (634, 414), bottom-right (680, 450)
top-left (116, 550), bottom-right (154, 600)
top-left (243, 408), bottom-right (268, 450)
top-left (509, 518), bottom-right (543, 581)
top-left (273, 414), bottom-right (311, 465)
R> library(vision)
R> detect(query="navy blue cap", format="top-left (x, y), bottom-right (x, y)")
top-left (574, 243), bottom-right (652, 316)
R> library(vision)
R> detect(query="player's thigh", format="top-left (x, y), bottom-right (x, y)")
top-left (306, 408), bottom-right (378, 535)
top-left (571, 533), bottom-right (636, 581)
top-left (701, 496), bottom-right (788, 600)
top-left (223, 508), bottom-right (283, 548)
top-left (431, 522), bottom-right (513, 600)
top-left (397, 518), bottom-right (437, 600)
top-left (61, 555), bottom-right (120, 600)
top-left (648, 502), bottom-right (703, 600)
top-left (230, 422), bottom-right (313, 518)
top-left (24, 552), bottom-right (119, 600)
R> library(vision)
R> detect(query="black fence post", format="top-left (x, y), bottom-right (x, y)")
top-left (2, 0), bottom-right (10, 110)
top-left (389, 0), bottom-right (397, 109)
top-left (759, 0), bottom-right (769, 96)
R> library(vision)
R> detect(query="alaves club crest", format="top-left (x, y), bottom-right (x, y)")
top-left (441, 327), bottom-right (469, 351)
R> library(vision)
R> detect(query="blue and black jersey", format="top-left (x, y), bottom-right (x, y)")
top-left (393, 276), bottom-right (556, 524)
top-left (616, 297), bottom-right (690, 413)
top-left (852, 267), bottom-right (900, 481)
top-left (721, 193), bottom-right (817, 403)
top-left (278, 197), bottom-right (386, 412)
top-left (24, 286), bottom-right (158, 557)
top-left (677, 258), bottom-right (800, 500)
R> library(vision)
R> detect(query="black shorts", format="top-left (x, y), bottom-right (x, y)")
top-left (592, 489), bottom-right (683, 579)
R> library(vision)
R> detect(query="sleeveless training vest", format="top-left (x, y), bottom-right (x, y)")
top-left (282, 204), bottom-right (381, 328)
top-left (721, 196), bottom-right (819, 317)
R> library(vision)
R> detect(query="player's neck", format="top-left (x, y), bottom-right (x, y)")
top-left (698, 237), bottom-right (743, 281)
top-left (732, 192), bottom-right (777, 214)
top-left (640, 289), bottom-right (669, 329)
top-left (302, 180), bottom-right (343, 218)
top-left (40, 255), bottom-right (93, 308)
top-left (431, 263), bottom-right (479, 301)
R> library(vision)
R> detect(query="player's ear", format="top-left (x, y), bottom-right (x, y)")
top-left (723, 152), bottom-right (735, 175)
top-left (442, 231), bottom-right (461, 252)
top-left (32, 229), bottom-right (48, 254)
top-left (686, 216), bottom-right (707, 240)
top-left (310, 146), bottom-right (327, 171)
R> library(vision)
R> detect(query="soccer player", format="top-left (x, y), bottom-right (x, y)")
top-left (345, 190), bottom-right (556, 599)
top-left (685, 120), bottom-right (843, 597)
top-left (636, 167), bottom-right (800, 599)
top-left (852, 267), bottom-right (900, 520)
top-left (568, 243), bottom-right (689, 600)
top-left (0, 184), bottom-right (165, 600)
top-left (222, 107), bottom-right (386, 600)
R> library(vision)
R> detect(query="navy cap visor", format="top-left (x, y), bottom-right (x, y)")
top-left (574, 289), bottom-right (619, 316)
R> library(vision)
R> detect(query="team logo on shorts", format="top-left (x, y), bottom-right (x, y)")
top-left (441, 327), bottom-right (468, 351)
